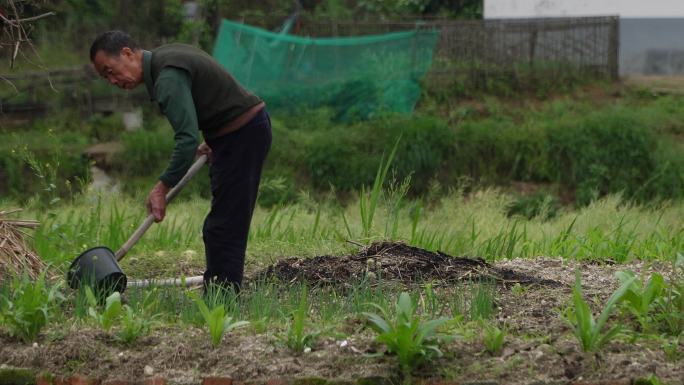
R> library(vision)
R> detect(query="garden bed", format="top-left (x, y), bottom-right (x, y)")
top-left (0, 243), bottom-right (682, 384)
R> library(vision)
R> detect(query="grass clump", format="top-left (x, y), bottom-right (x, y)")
top-left (283, 285), bottom-right (320, 353)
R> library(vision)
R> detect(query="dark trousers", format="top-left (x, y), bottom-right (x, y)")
top-left (202, 108), bottom-right (271, 293)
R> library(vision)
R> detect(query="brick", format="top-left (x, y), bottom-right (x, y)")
top-left (37, 374), bottom-right (53, 385)
top-left (69, 376), bottom-right (101, 385)
top-left (202, 377), bottom-right (234, 385)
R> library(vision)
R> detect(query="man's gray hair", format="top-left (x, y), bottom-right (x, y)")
top-left (90, 30), bottom-right (140, 61)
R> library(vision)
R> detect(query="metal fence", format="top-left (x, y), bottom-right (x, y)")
top-left (298, 16), bottom-right (620, 81)
top-left (1, 16), bottom-right (619, 120)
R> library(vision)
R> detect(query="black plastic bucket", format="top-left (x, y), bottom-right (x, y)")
top-left (67, 246), bottom-right (127, 295)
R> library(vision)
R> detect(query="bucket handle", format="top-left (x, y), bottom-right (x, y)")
top-left (115, 154), bottom-right (208, 261)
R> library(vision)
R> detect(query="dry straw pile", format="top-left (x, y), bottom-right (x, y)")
top-left (0, 208), bottom-right (46, 281)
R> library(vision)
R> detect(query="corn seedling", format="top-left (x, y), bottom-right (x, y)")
top-left (0, 272), bottom-right (63, 342)
top-left (86, 288), bottom-right (122, 332)
top-left (363, 292), bottom-right (450, 382)
top-left (187, 291), bottom-right (249, 347)
top-left (482, 322), bottom-right (506, 355)
top-left (615, 269), bottom-right (664, 331)
top-left (563, 270), bottom-right (634, 352)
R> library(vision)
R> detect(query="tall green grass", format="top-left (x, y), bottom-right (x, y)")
top-left (21, 185), bottom-right (684, 281)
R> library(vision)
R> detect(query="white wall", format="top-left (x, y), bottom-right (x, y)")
top-left (485, 0), bottom-right (684, 19)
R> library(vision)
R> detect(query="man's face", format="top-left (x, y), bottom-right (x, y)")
top-left (92, 47), bottom-right (143, 90)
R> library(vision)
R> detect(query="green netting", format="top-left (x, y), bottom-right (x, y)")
top-left (213, 19), bottom-right (440, 120)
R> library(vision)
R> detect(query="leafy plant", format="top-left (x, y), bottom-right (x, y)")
top-left (117, 305), bottom-right (151, 344)
top-left (482, 322), bottom-right (506, 355)
top-left (116, 290), bottom-right (159, 344)
top-left (563, 270), bottom-right (635, 352)
top-left (284, 285), bottom-right (319, 353)
top-left (187, 291), bottom-right (249, 347)
top-left (0, 272), bottom-right (63, 342)
top-left (363, 292), bottom-right (450, 382)
top-left (615, 269), bottom-right (665, 331)
top-left (86, 288), bottom-right (122, 331)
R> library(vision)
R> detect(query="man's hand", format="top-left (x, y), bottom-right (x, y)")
top-left (146, 181), bottom-right (170, 222)
top-left (197, 141), bottom-right (212, 165)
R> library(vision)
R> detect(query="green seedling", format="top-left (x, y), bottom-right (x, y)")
top-left (421, 282), bottom-right (443, 319)
top-left (363, 292), bottom-right (450, 383)
top-left (661, 337), bottom-right (682, 362)
top-left (634, 374), bottom-right (665, 385)
top-left (482, 322), bottom-right (506, 355)
top-left (469, 281), bottom-right (496, 321)
top-left (563, 270), bottom-right (635, 352)
top-left (86, 288), bottom-right (122, 331)
top-left (0, 272), bottom-right (63, 342)
top-left (187, 291), bottom-right (248, 347)
top-left (615, 269), bottom-right (664, 331)
top-left (116, 290), bottom-right (159, 344)
top-left (284, 285), bottom-right (319, 353)
top-left (117, 304), bottom-right (153, 344)
top-left (654, 253), bottom-right (684, 336)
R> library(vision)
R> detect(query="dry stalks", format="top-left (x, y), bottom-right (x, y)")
top-left (0, 208), bottom-right (46, 282)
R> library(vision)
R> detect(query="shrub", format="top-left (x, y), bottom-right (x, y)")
top-left (506, 191), bottom-right (560, 220)
top-left (547, 106), bottom-right (683, 205)
top-left (304, 113), bottom-right (453, 194)
top-left (0, 131), bottom-right (90, 202)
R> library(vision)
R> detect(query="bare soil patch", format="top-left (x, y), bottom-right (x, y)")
top-left (1, 243), bottom-right (682, 384)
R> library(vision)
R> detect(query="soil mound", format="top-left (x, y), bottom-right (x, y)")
top-left (252, 241), bottom-right (561, 288)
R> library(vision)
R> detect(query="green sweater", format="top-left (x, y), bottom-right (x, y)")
top-left (142, 44), bottom-right (262, 187)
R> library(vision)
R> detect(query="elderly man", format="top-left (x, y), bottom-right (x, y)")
top-left (90, 30), bottom-right (271, 294)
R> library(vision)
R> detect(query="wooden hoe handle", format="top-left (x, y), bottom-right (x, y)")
top-left (115, 154), bottom-right (208, 261)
